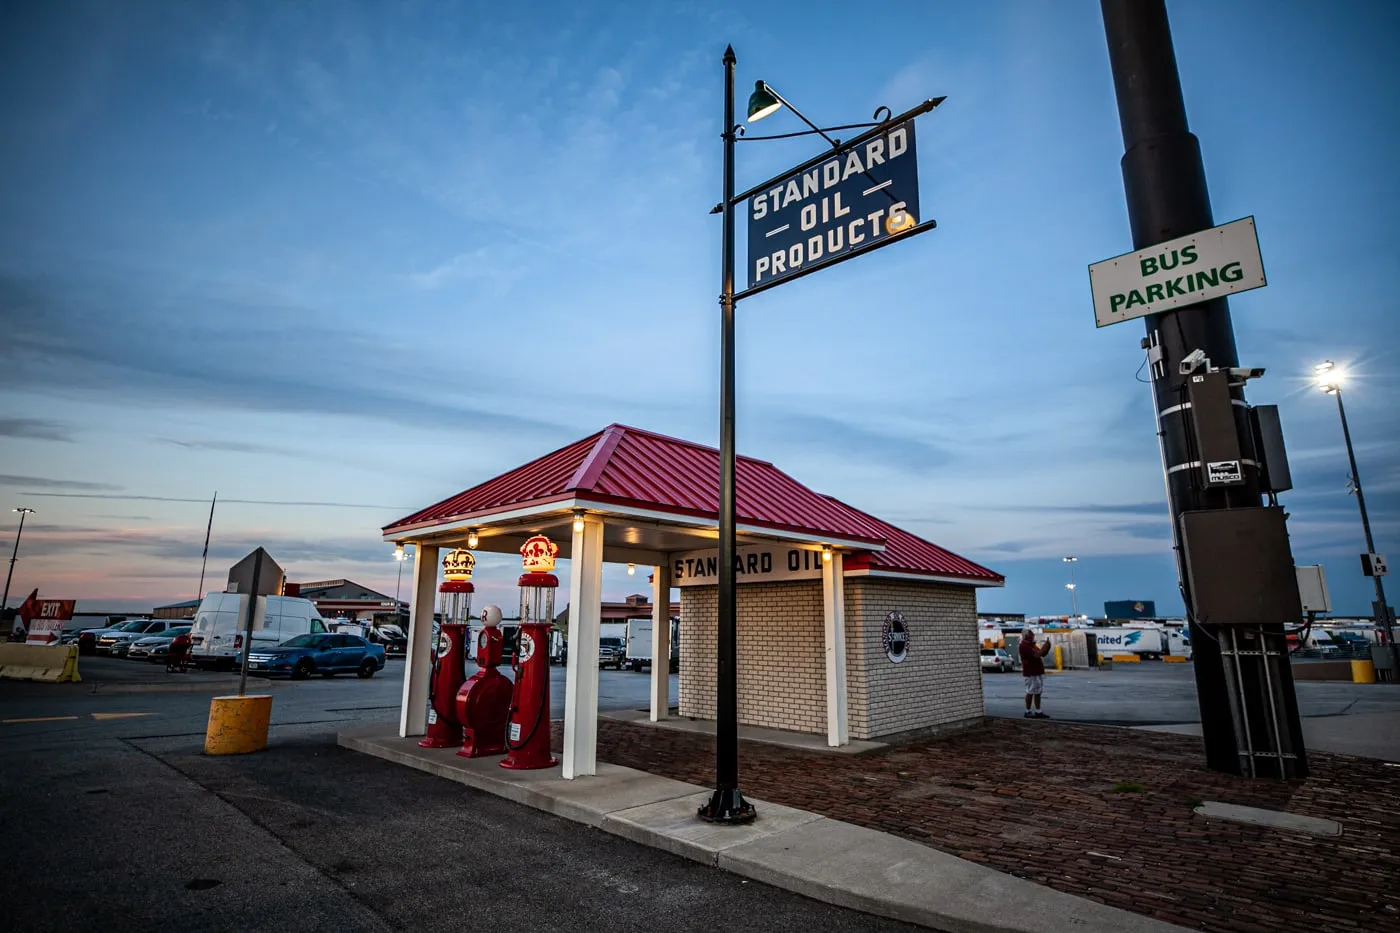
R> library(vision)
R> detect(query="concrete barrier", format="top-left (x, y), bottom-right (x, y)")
top-left (205, 695), bottom-right (273, 755)
top-left (1290, 660), bottom-right (1354, 682)
top-left (1109, 653), bottom-right (1140, 663)
top-left (1163, 655), bottom-right (1190, 663)
top-left (0, 644), bottom-right (81, 683)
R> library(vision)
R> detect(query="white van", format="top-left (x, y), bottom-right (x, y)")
top-left (189, 593), bottom-right (330, 670)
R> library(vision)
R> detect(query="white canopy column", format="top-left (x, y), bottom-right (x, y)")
top-left (649, 560), bottom-right (673, 722)
top-left (562, 516), bottom-right (604, 778)
top-left (821, 549), bottom-right (850, 747)
top-left (399, 544), bottom-right (439, 738)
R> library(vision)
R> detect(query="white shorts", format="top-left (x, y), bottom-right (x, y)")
top-left (1024, 674), bottom-right (1044, 696)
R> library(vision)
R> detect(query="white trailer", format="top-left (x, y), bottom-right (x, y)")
top-left (1087, 626), bottom-right (1168, 659)
top-left (625, 618), bottom-right (679, 672)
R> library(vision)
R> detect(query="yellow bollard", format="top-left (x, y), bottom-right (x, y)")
top-left (1351, 659), bottom-right (1377, 684)
top-left (205, 695), bottom-right (273, 755)
top-left (1053, 644), bottom-right (1063, 671)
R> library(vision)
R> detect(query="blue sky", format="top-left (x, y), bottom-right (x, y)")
top-left (0, 0), bottom-right (1395, 617)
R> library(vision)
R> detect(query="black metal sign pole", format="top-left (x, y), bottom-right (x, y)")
top-left (701, 44), bottom-right (754, 825)
top-left (1102, 0), bottom-right (1305, 777)
top-left (237, 552), bottom-right (262, 697)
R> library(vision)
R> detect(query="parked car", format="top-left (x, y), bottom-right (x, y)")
top-left (246, 633), bottom-right (386, 680)
top-left (980, 647), bottom-right (1016, 673)
top-left (98, 619), bottom-right (181, 656)
top-left (75, 620), bottom-right (137, 655)
top-left (126, 626), bottom-right (192, 662)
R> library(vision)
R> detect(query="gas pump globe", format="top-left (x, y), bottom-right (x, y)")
top-left (502, 534), bottom-right (560, 770)
top-left (439, 547), bottom-right (476, 626)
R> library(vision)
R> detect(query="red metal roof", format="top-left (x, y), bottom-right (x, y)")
top-left (822, 496), bottom-right (1003, 584)
top-left (386, 424), bottom-right (882, 543)
top-left (384, 425), bottom-right (1001, 584)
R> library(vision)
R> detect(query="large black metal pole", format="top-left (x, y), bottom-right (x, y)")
top-left (236, 552), bottom-right (263, 697)
top-left (700, 44), bottom-right (754, 824)
top-left (1102, 0), bottom-right (1306, 777)
top-left (2, 509), bottom-right (33, 610)
top-left (1334, 389), bottom-right (1397, 670)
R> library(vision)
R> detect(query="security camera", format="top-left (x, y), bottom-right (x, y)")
top-left (1227, 367), bottom-right (1266, 381)
top-left (1179, 349), bottom-right (1209, 375)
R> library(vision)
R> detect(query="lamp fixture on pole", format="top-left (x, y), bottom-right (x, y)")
top-left (705, 45), bottom-right (941, 823)
top-left (394, 543), bottom-right (412, 623)
top-left (2, 507), bottom-right (35, 612)
top-left (1062, 556), bottom-right (1078, 618)
top-left (1314, 361), bottom-right (1396, 676)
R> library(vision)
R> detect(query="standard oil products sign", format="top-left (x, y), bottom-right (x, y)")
top-left (748, 121), bottom-right (921, 288)
top-left (1089, 217), bottom-right (1266, 327)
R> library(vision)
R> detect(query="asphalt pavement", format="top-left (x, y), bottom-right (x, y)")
top-left (979, 661), bottom-right (1400, 727)
top-left (1, 663), bottom-right (897, 933)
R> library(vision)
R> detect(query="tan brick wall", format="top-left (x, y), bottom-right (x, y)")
top-left (678, 580), bottom-right (825, 733)
top-left (844, 578), bottom-right (984, 739)
top-left (679, 575), bottom-right (984, 740)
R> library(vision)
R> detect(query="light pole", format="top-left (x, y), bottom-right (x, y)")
top-left (2, 507), bottom-right (36, 612)
top-left (394, 543), bottom-right (412, 624)
top-left (706, 47), bottom-right (941, 823)
top-left (1063, 556), bottom-right (1078, 618)
top-left (1316, 361), bottom-right (1396, 674)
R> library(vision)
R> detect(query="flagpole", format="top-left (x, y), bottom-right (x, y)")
top-left (196, 492), bottom-right (217, 603)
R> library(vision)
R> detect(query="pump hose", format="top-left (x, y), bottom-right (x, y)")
top-left (505, 646), bottom-right (547, 751)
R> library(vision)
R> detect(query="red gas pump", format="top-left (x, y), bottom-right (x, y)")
top-left (455, 605), bottom-right (513, 758)
top-left (501, 535), bottom-right (559, 770)
top-left (418, 548), bottom-right (474, 749)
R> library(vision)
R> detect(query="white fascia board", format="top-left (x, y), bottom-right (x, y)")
top-left (842, 567), bottom-right (1005, 588)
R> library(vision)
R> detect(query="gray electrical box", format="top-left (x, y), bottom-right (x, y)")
top-left (1186, 371), bottom-right (1244, 487)
top-left (1250, 405), bottom-right (1293, 493)
top-left (1179, 507), bottom-right (1302, 625)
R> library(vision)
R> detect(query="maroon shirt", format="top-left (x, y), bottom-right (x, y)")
top-left (1019, 639), bottom-right (1046, 676)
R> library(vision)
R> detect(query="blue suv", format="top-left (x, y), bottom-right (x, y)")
top-left (247, 633), bottom-right (386, 680)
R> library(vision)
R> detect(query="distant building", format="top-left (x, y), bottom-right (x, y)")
top-left (294, 579), bottom-right (404, 623)
top-left (1104, 600), bottom-right (1157, 620)
top-left (153, 599), bottom-right (201, 620)
top-left (554, 593), bottom-right (680, 633)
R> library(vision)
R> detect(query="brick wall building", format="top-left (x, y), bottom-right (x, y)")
top-left (680, 575), bottom-right (984, 740)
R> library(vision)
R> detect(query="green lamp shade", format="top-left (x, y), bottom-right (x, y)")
top-left (746, 81), bottom-right (782, 122)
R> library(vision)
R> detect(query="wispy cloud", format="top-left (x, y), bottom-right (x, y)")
top-left (0, 417), bottom-right (74, 442)
top-left (0, 474), bottom-right (121, 491)
top-left (156, 437), bottom-right (291, 455)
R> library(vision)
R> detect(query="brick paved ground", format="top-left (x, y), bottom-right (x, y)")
top-left (552, 718), bottom-right (1400, 932)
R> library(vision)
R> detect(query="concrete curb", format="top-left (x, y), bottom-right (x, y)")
top-left (339, 728), bottom-right (1188, 933)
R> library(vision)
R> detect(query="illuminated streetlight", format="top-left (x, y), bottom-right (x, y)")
top-left (394, 544), bottom-right (413, 623)
top-left (1313, 360), bottom-right (1394, 676)
top-left (1062, 556), bottom-right (1079, 617)
top-left (2, 507), bottom-right (36, 612)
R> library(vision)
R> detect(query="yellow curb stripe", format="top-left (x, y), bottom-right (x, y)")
top-left (91, 713), bottom-right (153, 721)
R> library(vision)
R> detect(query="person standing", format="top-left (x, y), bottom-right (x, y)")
top-left (1019, 629), bottom-right (1052, 718)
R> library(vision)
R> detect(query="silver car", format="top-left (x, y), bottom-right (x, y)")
top-left (98, 619), bottom-right (179, 656)
top-left (126, 627), bottom-right (190, 661)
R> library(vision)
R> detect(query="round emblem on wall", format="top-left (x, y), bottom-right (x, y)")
top-left (518, 632), bottom-right (536, 664)
top-left (882, 611), bottom-right (909, 664)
